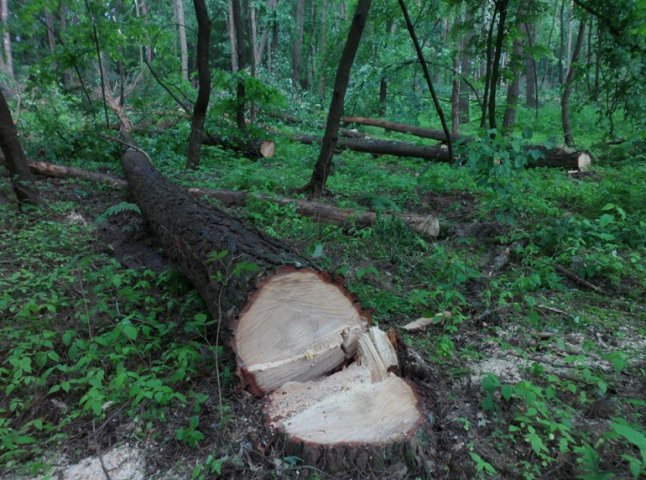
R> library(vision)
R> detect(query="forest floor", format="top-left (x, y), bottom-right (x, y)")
top-left (1, 134), bottom-right (645, 479)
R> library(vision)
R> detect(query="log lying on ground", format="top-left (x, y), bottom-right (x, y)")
top-left (117, 140), bottom-right (425, 471)
top-left (341, 115), bottom-right (462, 143)
top-left (189, 187), bottom-right (440, 237)
top-left (291, 132), bottom-right (452, 162)
top-left (202, 132), bottom-right (275, 158)
top-left (20, 160), bottom-right (440, 237)
top-left (524, 146), bottom-right (592, 171)
top-left (266, 111), bottom-right (366, 138)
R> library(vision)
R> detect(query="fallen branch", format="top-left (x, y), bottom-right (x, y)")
top-left (341, 115), bottom-right (462, 143)
top-left (554, 264), bottom-right (604, 294)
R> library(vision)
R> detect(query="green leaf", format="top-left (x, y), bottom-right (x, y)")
top-left (621, 454), bottom-right (642, 477)
top-left (612, 422), bottom-right (646, 462)
top-left (599, 214), bottom-right (615, 227)
top-left (121, 322), bottom-right (138, 341)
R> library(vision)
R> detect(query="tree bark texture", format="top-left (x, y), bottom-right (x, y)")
top-left (502, 37), bottom-right (523, 130)
top-left (341, 116), bottom-right (460, 143)
top-left (459, 8), bottom-right (473, 123)
top-left (186, 0), bottom-right (212, 169)
top-left (231, 0), bottom-right (247, 130)
top-left (487, 0), bottom-right (510, 131)
top-left (0, 88), bottom-right (38, 203)
top-left (1, 0), bottom-right (13, 79)
top-left (175, 0), bottom-right (189, 81)
top-left (202, 133), bottom-right (275, 158)
top-left (292, 0), bottom-right (305, 88)
top-left (305, 0), bottom-right (372, 197)
top-left (562, 20), bottom-right (585, 146)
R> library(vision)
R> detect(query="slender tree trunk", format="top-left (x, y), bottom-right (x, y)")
top-left (59, 2), bottom-right (72, 87)
top-left (459, 6), bottom-right (473, 123)
top-left (231, 0), bottom-right (247, 130)
top-left (186, 0), bottom-right (212, 169)
top-left (562, 19), bottom-right (585, 146)
top-left (451, 54), bottom-right (460, 136)
top-left (175, 0), bottom-right (189, 81)
top-left (487, 0), bottom-right (509, 132)
top-left (481, 4), bottom-right (498, 128)
top-left (399, 0), bottom-right (453, 160)
top-left (1, 0), bottom-right (14, 80)
top-left (303, 0), bottom-right (372, 197)
top-left (139, 0), bottom-right (153, 63)
top-left (559, 0), bottom-right (565, 84)
top-left (270, 0), bottom-right (278, 70)
top-left (45, 11), bottom-right (56, 53)
top-left (502, 37), bottom-right (522, 130)
top-left (227, 1), bottom-right (238, 72)
top-left (292, 0), bottom-right (305, 88)
top-left (0, 88), bottom-right (38, 204)
top-left (525, 22), bottom-right (537, 107)
top-left (319, 0), bottom-right (328, 101)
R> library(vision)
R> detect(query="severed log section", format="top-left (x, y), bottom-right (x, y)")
top-left (524, 146), bottom-right (592, 171)
top-left (117, 142), bottom-right (425, 471)
top-left (25, 161), bottom-right (128, 188)
top-left (202, 132), bottom-right (275, 158)
top-left (341, 115), bottom-right (462, 143)
top-left (189, 187), bottom-right (440, 237)
top-left (291, 132), bottom-right (452, 162)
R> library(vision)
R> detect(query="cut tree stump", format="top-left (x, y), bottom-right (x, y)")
top-left (117, 141), bottom-right (426, 471)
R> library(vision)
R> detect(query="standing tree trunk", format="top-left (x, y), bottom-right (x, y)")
top-left (562, 19), bottom-right (585, 146)
top-left (270, 0), bottom-right (278, 71)
top-left (231, 0), bottom-right (247, 130)
top-left (450, 11), bottom-right (461, 135)
top-left (558, 0), bottom-right (565, 84)
top-left (459, 7), bottom-right (473, 123)
top-left (525, 22), bottom-right (537, 107)
top-left (1, 0), bottom-right (13, 80)
top-left (45, 11), bottom-right (56, 53)
top-left (502, 36), bottom-right (522, 130)
top-left (318, 0), bottom-right (328, 101)
top-left (186, 0), bottom-right (212, 169)
top-left (175, 0), bottom-right (189, 81)
top-left (227, 0), bottom-right (238, 72)
top-left (292, 0), bottom-right (305, 89)
top-left (487, 0), bottom-right (509, 132)
top-left (0, 88), bottom-right (38, 204)
top-left (480, 3), bottom-right (498, 128)
top-left (301, 0), bottom-right (372, 197)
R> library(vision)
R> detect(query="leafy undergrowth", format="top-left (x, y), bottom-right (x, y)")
top-left (1, 136), bottom-right (645, 479)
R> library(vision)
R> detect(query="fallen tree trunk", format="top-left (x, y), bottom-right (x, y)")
top-left (21, 161), bottom-right (440, 237)
top-left (266, 111), bottom-right (366, 138)
top-left (202, 133), bottom-right (275, 158)
top-left (189, 187), bottom-right (439, 237)
top-left (117, 139), bottom-right (425, 471)
top-left (341, 115), bottom-right (462, 143)
top-left (291, 132), bottom-right (452, 162)
top-left (524, 146), bottom-right (592, 171)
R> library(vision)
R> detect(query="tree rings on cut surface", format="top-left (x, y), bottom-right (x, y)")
top-left (233, 268), bottom-right (424, 463)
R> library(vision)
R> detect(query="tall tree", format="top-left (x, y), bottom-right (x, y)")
top-left (227, 0), bottom-right (238, 72)
top-left (0, 88), bottom-right (38, 204)
top-left (487, 0), bottom-right (510, 131)
top-left (1, 0), bottom-right (13, 79)
top-left (562, 18), bottom-right (585, 146)
top-left (502, 36), bottom-right (523, 130)
top-left (186, 0), bottom-right (212, 169)
top-left (175, 0), bottom-right (189, 81)
top-left (301, 0), bottom-right (372, 197)
top-left (459, 6), bottom-right (474, 123)
top-left (292, 0), bottom-right (305, 88)
top-left (318, 0), bottom-right (328, 101)
top-left (231, 0), bottom-right (247, 130)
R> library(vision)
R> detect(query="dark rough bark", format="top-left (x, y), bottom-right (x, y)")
top-left (398, 0), bottom-right (453, 161)
top-left (186, 0), bottom-right (212, 169)
top-left (451, 55), bottom-right (460, 136)
top-left (480, 4), bottom-right (498, 128)
top-left (304, 0), bottom-right (372, 197)
top-left (525, 21), bottom-right (537, 107)
top-left (341, 116), bottom-right (460, 143)
top-left (231, 0), bottom-right (247, 130)
top-left (121, 146), bottom-right (310, 322)
top-left (562, 20), bottom-right (586, 146)
top-left (292, 133), bottom-right (451, 162)
top-left (0, 88), bottom-right (38, 204)
top-left (487, 0), bottom-right (510, 131)
top-left (503, 37), bottom-right (523, 131)
top-left (525, 146), bottom-right (591, 170)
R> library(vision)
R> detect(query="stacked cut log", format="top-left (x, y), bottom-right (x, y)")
top-left (117, 142), bottom-right (425, 471)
